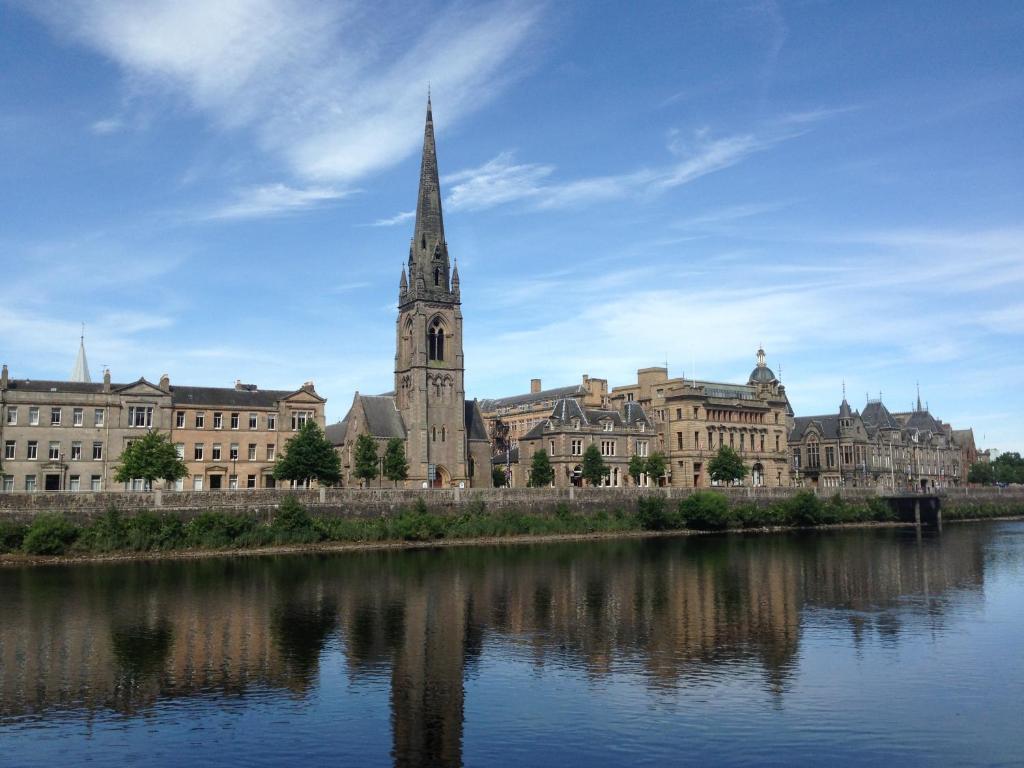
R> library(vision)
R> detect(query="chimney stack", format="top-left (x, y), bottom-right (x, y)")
top-left (103, 368), bottom-right (111, 392)
top-left (1, 364), bottom-right (7, 389)
top-left (530, 378), bottom-right (542, 394)
top-left (159, 373), bottom-right (170, 392)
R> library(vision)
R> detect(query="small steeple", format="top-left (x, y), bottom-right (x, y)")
top-left (400, 264), bottom-right (408, 295)
top-left (452, 259), bottom-right (460, 287)
top-left (71, 325), bottom-right (91, 383)
top-left (916, 381), bottom-right (922, 412)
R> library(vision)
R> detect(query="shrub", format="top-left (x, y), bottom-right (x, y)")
top-left (636, 495), bottom-right (675, 531)
top-left (393, 498), bottom-right (445, 542)
top-left (272, 496), bottom-right (323, 544)
top-left (184, 512), bottom-right (257, 549)
top-left (783, 490), bottom-right (825, 526)
top-left (23, 514), bottom-right (80, 555)
top-left (0, 520), bottom-right (27, 553)
top-left (735, 502), bottom-right (781, 528)
top-left (77, 506), bottom-right (129, 552)
top-left (679, 491), bottom-right (732, 530)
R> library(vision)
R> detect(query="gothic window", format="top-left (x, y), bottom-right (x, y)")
top-left (421, 234), bottom-right (426, 250)
top-left (434, 267), bottom-right (440, 286)
top-left (441, 427), bottom-right (447, 442)
top-left (428, 318), bottom-right (445, 361)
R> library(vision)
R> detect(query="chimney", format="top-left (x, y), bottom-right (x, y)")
top-left (103, 368), bottom-right (111, 392)
top-left (235, 379), bottom-right (243, 390)
top-left (530, 378), bottom-right (542, 394)
top-left (302, 380), bottom-right (315, 393)
top-left (1, 364), bottom-right (7, 389)
top-left (159, 373), bottom-right (170, 392)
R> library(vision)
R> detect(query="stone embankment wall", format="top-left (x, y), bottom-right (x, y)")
top-left (0, 486), bottom-right (1021, 524)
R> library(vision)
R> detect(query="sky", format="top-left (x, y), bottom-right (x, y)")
top-left (1, 1), bottom-right (1022, 451)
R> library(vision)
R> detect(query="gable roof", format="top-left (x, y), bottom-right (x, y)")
top-left (464, 400), bottom-right (489, 441)
top-left (357, 395), bottom-right (407, 439)
top-left (861, 400), bottom-right (900, 430)
top-left (790, 414), bottom-right (841, 442)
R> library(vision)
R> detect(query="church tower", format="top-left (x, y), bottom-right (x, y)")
top-left (394, 96), bottom-right (469, 487)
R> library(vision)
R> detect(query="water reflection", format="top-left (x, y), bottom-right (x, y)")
top-left (0, 525), bottom-right (995, 764)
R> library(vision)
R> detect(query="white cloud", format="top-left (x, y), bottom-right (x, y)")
top-left (205, 183), bottom-right (349, 220)
top-left (370, 210), bottom-right (415, 227)
top-left (28, 0), bottom-right (542, 182)
top-left (89, 117), bottom-right (124, 134)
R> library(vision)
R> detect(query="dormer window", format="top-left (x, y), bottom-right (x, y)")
top-left (603, 420), bottom-right (613, 432)
top-left (571, 418), bottom-right (580, 429)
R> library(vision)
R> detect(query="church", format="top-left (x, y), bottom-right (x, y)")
top-left (328, 98), bottom-right (492, 488)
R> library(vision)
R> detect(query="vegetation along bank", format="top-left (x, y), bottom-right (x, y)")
top-left (1, 492), bottom-right (1021, 564)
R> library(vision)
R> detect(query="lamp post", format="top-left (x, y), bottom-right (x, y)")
top-left (378, 455), bottom-right (384, 488)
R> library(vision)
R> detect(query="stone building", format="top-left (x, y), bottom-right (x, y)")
top-left (330, 98), bottom-right (491, 488)
top-left (789, 390), bottom-right (968, 491)
top-left (479, 375), bottom-right (609, 448)
top-left (0, 360), bottom-right (325, 492)
top-left (511, 398), bottom-right (656, 487)
top-left (607, 349), bottom-right (794, 488)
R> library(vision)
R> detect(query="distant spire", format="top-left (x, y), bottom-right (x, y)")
top-left (916, 381), bottom-right (922, 412)
top-left (71, 326), bottom-right (91, 383)
top-left (400, 264), bottom-right (408, 294)
top-left (451, 258), bottom-right (459, 285)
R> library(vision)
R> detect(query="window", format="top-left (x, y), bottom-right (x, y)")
top-left (636, 440), bottom-right (649, 457)
top-left (230, 412), bottom-right (239, 430)
top-left (694, 407), bottom-right (700, 419)
top-left (71, 442), bottom-right (82, 460)
top-left (229, 444), bottom-right (239, 461)
top-left (228, 475), bottom-right (238, 490)
top-left (91, 475), bottom-right (102, 491)
top-left (268, 414), bottom-right (277, 431)
top-left (213, 412), bottom-right (223, 430)
top-left (173, 478), bottom-right (184, 491)
top-left (29, 407), bottom-right (39, 425)
top-left (291, 411), bottom-right (312, 430)
top-left (25, 475), bottom-right (36, 492)
top-left (549, 440), bottom-right (555, 455)
top-left (128, 405), bottom-right (153, 428)
top-left (247, 475), bottom-right (256, 489)
top-left (603, 421), bottom-right (613, 432)
top-left (249, 413), bottom-right (258, 430)
top-left (775, 435), bottom-right (780, 452)
top-left (212, 444), bottom-right (222, 461)
top-left (176, 411), bottom-right (185, 428)
top-left (94, 408), bottom-right (105, 427)
top-left (740, 434), bottom-right (745, 452)
top-left (2, 476), bottom-right (13, 492)
top-left (441, 427), bottom-right (446, 442)
top-left (3, 441), bottom-right (14, 460)
top-left (676, 432), bottom-right (684, 450)
top-left (193, 475), bottom-right (203, 491)
top-left (195, 412), bottom-right (205, 429)
top-left (194, 444), bottom-right (204, 461)
top-left (807, 442), bottom-right (820, 469)
top-left (267, 444), bottom-right (276, 461)
top-left (92, 441), bottom-right (103, 460)
top-left (792, 448), bottom-right (801, 470)
top-left (571, 439), bottom-right (583, 456)
top-left (842, 445), bottom-right (854, 465)
top-left (175, 443), bottom-right (185, 459)
top-left (51, 407), bottom-right (61, 425)
top-left (248, 443), bottom-right (257, 461)
top-left (760, 435), bottom-right (765, 452)
top-left (676, 408), bottom-right (682, 420)
top-left (5, 406), bottom-right (16, 425)
top-left (427, 318), bottom-right (445, 361)
top-left (626, 392), bottom-right (634, 402)
top-left (600, 440), bottom-right (616, 457)
top-left (73, 408), bottom-right (84, 426)
top-left (27, 441), bottom-right (38, 460)
top-left (694, 431), bottom-right (700, 449)
top-left (825, 446), bottom-right (836, 468)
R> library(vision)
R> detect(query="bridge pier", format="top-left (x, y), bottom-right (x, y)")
top-left (884, 494), bottom-right (943, 528)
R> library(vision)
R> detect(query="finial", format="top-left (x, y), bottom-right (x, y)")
top-left (80, 321), bottom-right (85, 343)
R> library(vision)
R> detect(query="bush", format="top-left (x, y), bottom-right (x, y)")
top-left (636, 495), bottom-right (676, 531)
top-left (393, 498), bottom-right (445, 542)
top-left (184, 512), bottom-right (258, 549)
top-left (77, 507), bottom-right (129, 552)
top-left (272, 496), bottom-right (323, 544)
top-left (735, 502), bottom-right (782, 528)
top-left (23, 514), bottom-right (80, 555)
top-left (679, 491), bottom-right (732, 530)
top-left (0, 520), bottom-right (27, 553)
top-left (783, 490), bottom-right (825, 526)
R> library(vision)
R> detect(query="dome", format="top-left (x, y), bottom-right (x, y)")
top-left (748, 365), bottom-right (776, 385)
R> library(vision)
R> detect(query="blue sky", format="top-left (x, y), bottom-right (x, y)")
top-left (1, 1), bottom-right (1022, 451)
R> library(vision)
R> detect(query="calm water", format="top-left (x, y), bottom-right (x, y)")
top-left (1, 523), bottom-right (1022, 767)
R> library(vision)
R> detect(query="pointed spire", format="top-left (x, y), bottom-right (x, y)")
top-left (916, 381), bottom-right (922, 412)
top-left (71, 326), bottom-right (91, 383)
top-left (452, 258), bottom-right (459, 285)
top-left (411, 91), bottom-right (445, 260)
top-left (400, 264), bottom-right (408, 294)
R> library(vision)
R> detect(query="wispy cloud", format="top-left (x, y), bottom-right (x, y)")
top-left (29, 0), bottom-right (542, 183)
top-left (89, 117), bottom-right (125, 135)
top-left (204, 183), bottom-right (350, 220)
top-left (370, 210), bottom-right (415, 227)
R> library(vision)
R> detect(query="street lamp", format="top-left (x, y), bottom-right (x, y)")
top-left (378, 455), bottom-right (384, 488)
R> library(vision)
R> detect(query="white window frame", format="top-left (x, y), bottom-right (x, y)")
top-left (90, 475), bottom-right (102, 492)
top-left (71, 442), bottom-right (82, 460)
top-left (230, 412), bottom-right (240, 430)
top-left (3, 441), bottom-right (14, 460)
top-left (25, 475), bottom-right (37, 492)
top-left (2, 475), bottom-right (14, 492)
top-left (27, 441), bottom-right (38, 460)
top-left (29, 407), bottom-right (39, 426)
top-left (94, 408), bottom-right (105, 427)
top-left (194, 444), bottom-right (205, 461)
top-left (212, 444), bottom-right (222, 461)
top-left (268, 414), bottom-right (277, 431)
top-left (5, 406), bottom-right (16, 425)
top-left (248, 443), bottom-right (257, 461)
top-left (175, 443), bottom-right (185, 459)
top-left (176, 411), bottom-right (185, 428)
top-left (291, 411), bottom-right (313, 431)
top-left (213, 412), bottom-right (223, 430)
top-left (229, 443), bottom-right (239, 461)
top-left (195, 412), bottom-right (205, 429)
top-left (128, 405), bottom-right (154, 428)
top-left (267, 444), bottom-right (276, 461)
top-left (50, 407), bottom-right (61, 425)
top-left (73, 408), bottom-right (84, 426)
top-left (49, 441), bottom-right (60, 461)
top-left (248, 413), bottom-right (258, 430)
top-left (92, 441), bottom-right (103, 460)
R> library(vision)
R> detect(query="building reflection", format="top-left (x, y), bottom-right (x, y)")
top-left (0, 526), bottom-right (991, 764)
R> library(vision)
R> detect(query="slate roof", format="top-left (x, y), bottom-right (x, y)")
top-left (789, 414), bottom-right (841, 442)
top-left (464, 400), bottom-right (490, 441)
top-left (492, 445), bottom-right (520, 464)
top-left (325, 416), bottom-right (350, 446)
top-left (903, 409), bottom-right (943, 433)
top-left (520, 398), bottom-right (652, 440)
top-left (170, 385), bottom-right (295, 408)
top-left (6, 379), bottom-right (114, 394)
top-left (479, 384), bottom-right (586, 412)
top-left (861, 400), bottom-right (900, 430)
top-left (358, 395), bottom-right (407, 439)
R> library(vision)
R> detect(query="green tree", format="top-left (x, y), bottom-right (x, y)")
top-left (114, 430), bottom-right (188, 489)
top-left (581, 443), bottom-right (607, 487)
top-left (967, 461), bottom-right (994, 485)
top-left (273, 420), bottom-right (342, 487)
top-left (628, 454), bottom-right (646, 485)
top-left (492, 466), bottom-right (507, 488)
top-left (992, 452), bottom-right (1024, 484)
top-left (352, 434), bottom-right (379, 487)
top-left (645, 452), bottom-right (667, 485)
top-left (383, 438), bottom-right (409, 486)
top-left (528, 449), bottom-right (555, 487)
top-left (708, 445), bottom-right (748, 485)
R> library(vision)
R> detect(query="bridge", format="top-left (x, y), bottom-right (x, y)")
top-left (882, 493), bottom-right (943, 527)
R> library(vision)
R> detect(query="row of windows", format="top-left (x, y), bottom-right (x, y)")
top-left (2, 475), bottom-right (103, 492)
top-left (545, 438), bottom-right (649, 457)
top-left (4, 440), bottom-right (103, 461)
top-left (6, 406), bottom-right (105, 427)
top-left (175, 411), bottom-right (295, 430)
top-left (183, 443), bottom-right (276, 462)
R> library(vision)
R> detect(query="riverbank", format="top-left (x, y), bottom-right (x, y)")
top-left (1, 491), bottom-right (1022, 568)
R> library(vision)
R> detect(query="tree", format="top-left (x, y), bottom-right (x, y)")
top-left (114, 430), bottom-right (188, 489)
top-left (645, 452), bottom-right (667, 485)
top-left (273, 420), bottom-right (342, 487)
top-left (581, 444), bottom-right (607, 487)
top-left (628, 454), bottom-right (646, 485)
top-left (492, 466), bottom-right (507, 488)
top-left (967, 461), bottom-right (994, 485)
top-left (383, 438), bottom-right (408, 486)
top-left (528, 449), bottom-right (555, 487)
top-left (992, 452), bottom-right (1024, 485)
top-left (708, 445), bottom-right (747, 485)
top-left (352, 434), bottom-right (379, 487)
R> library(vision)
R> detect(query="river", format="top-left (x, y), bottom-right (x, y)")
top-left (1, 522), bottom-right (1022, 766)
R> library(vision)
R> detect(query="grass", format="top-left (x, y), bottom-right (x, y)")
top-left (1, 494), bottom-right (1020, 558)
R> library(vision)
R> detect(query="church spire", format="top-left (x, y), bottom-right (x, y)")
top-left (71, 325), bottom-right (91, 383)
top-left (411, 91), bottom-right (445, 260)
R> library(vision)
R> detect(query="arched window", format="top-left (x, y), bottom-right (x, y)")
top-left (441, 426), bottom-right (446, 442)
top-left (434, 267), bottom-right (440, 286)
top-left (432, 426), bottom-right (437, 442)
top-left (428, 318), bottom-right (445, 361)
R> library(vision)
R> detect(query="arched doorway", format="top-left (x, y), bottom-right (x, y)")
top-left (571, 465), bottom-right (582, 487)
top-left (752, 463), bottom-right (764, 487)
top-left (431, 465), bottom-right (450, 489)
